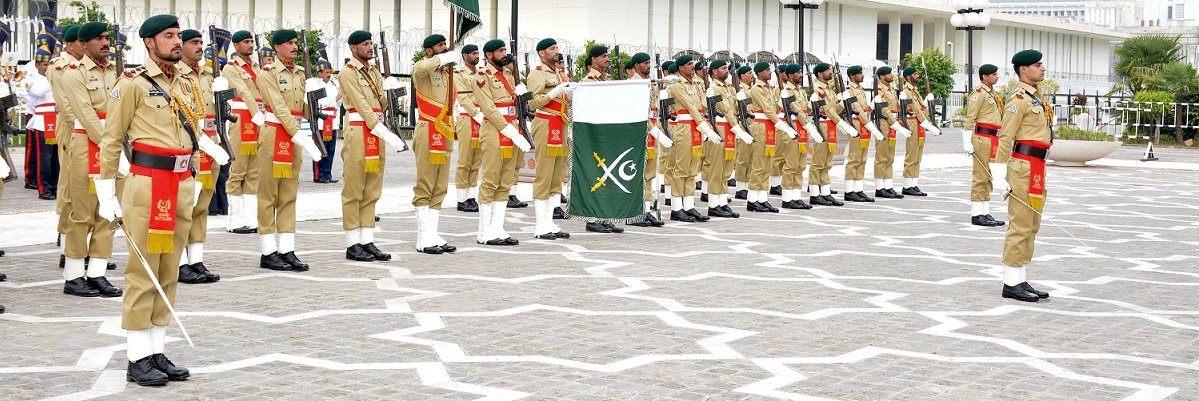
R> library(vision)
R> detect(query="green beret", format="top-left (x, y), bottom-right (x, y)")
top-left (753, 61), bottom-right (770, 73)
top-left (632, 52), bottom-right (650, 65)
top-left (180, 29), bottom-right (201, 43)
top-left (784, 64), bottom-right (802, 75)
top-left (423, 34), bottom-right (446, 49)
top-left (348, 30), bottom-right (371, 45)
top-left (662, 61), bottom-right (675, 72)
top-left (63, 25), bottom-right (79, 42)
top-left (78, 21), bottom-right (109, 41)
top-left (847, 65), bottom-right (863, 75)
top-left (812, 63), bottom-right (830, 74)
top-left (675, 54), bottom-right (693, 68)
top-left (877, 66), bottom-right (893, 76)
top-left (903, 67), bottom-right (917, 77)
top-left (232, 30), bottom-right (252, 43)
top-left (667, 63), bottom-right (679, 73)
top-left (536, 38), bottom-right (556, 51)
top-left (1011, 49), bottom-right (1041, 67)
top-left (624, 60), bottom-right (633, 70)
top-left (137, 15), bottom-right (177, 39)
top-left (979, 64), bottom-right (998, 75)
top-left (272, 29), bottom-right (297, 45)
top-left (589, 45), bottom-right (608, 58)
top-left (736, 65), bottom-right (753, 76)
top-left (462, 44), bottom-right (478, 54)
top-left (482, 39), bottom-right (505, 53)
top-left (709, 59), bottom-right (727, 71)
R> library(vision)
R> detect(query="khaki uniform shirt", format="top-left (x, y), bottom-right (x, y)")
top-left (48, 53), bottom-right (79, 147)
top-left (582, 67), bottom-right (610, 83)
top-left (413, 53), bottom-right (456, 129)
top-left (667, 74), bottom-right (706, 123)
top-left (781, 81), bottom-right (812, 127)
top-left (964, 84), bottom-right (1002, 131)
top-left (995, 81), bottom-right (1053, 163)
top-left (63, 55), bottom-right (117, 144)
top-left (901, 81), bottom-right (931, 123)
top-left (338, 57), bottom-right (387, 130)
top-left (847, 82), bottom-right (872, 126)
top-left (99, 62), bottom-right (198, 179)
top-left (474, 63), bottom-right (517, 133)
top-left (812, 80), bottom-right (845, 125)
top-left (712, 78), bottom-right (742, 130)
top-left (455, 67), bottom-right (479, 116)
top-left (527, 61), bottom-right (566, 111)
top-left (258, 61), bottom-right (307, 136)
top-left (877, 80), bottom-right (901, 128)
top-left (222, 55), bottom-right (263, 115)
top-left (748, 79), bottom-right (779, 123)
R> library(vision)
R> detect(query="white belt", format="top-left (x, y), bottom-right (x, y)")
top-left (264, 112), bottom-right (303, 125)
top-left (347, 111), bottom-right (384, 123)
top-left (715, 116), bottom-right (728, 124)
top-left (230, 99), bottom-right (263, 111)
top-left (752, 113), bottom-right (771, 120)
top-left (74, 119), bottom-right (105, 130)
top-left (496, 106), bottom-right (517, 116)
top-left (34, 105), bottom-right (56, 114)
top-left (673, 113), bottom-right (695, 121)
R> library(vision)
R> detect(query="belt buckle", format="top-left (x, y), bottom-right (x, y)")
top-left (203, 118), bottom-right (217, 132)
top-left (505, 106), bottom-right (516, 115)
top-left (172, 155), bottom-right (191, 173)
top-left (375, 112), bottom-right (385, 121)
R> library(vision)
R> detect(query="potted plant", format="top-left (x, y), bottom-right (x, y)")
top-left (1048, 126), bottom-right (1122, 166)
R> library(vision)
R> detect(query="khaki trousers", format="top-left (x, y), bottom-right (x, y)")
top-left (121, 174), bottom-right (195, 330)
top-left (845, 123), bottom-right (871, 181)
top-left (455, 118), bottom-right (482, 189)
top-left (808, 124), bottom-right (834, 187)
top-left (970, 134), bottom-right (997, 202)
top-left (531, 116), bottom-right (568, 200)
top-left (256, 124), bottom-right (302, 234)
top-left (667, 123), bottom-right (700, 197)
top-left (342, 124), bottom-right (386, 229)
top-left (702, 124), bottom-right (733, 195)
top-left (903, 118), bottom-right (925, 179)
top-left (874, 132), bottom-right (896, 179)
top-left (412, 121), bottom-right (452, 209)
top-left (65, 134), bottom-right (113, 259)
top-left (187, 162), bottom-right (216, 244)
top-left (226, 119), bottom-right (260, 197)
top-left (1003, 158), bottom-right (1044, 267)
top-left (779, 134), bottom-right (806, 189)
top-left (478, 121), bottom-right (521, 204)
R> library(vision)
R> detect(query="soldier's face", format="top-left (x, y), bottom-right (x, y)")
top-left (147, 28), bottom-right (182, 63)
top-left (677, 61), bottom-right (694, 76)
top-left (594, 53), bottom-right (610, 69)
top-left (235, 39), bottom-right (254, 56)
top-left (740, 71), bottom-right (753, 84)
top-left (635, 60), bottom-right (651, 76)
top-left (262, 56), bottom-right (274, 65)
top-left (908, 73), bottom-right (919, 83)
top-left (851, 73), bottom-right (864, 84)
top-left (539, 45), bottom-right (559, 64)
top-left (712, 65), bottom-right (728, 81)
top-left (463, 51), bottom-right (480, 67)
top-left (181, 37), bottom-right (204, 64)
top-left (351, 41), bottom-right (373, 61)
top-left (428, 42), bottom-right (448, 56)
top-left (276, 39), bottom-right (299, 62)
top-left (1021, 62), bottom-right (1046, 82)
top-left (881, 73), bottom-right (893, 83)
top-left (488, 48), bottom-right (508, 67)
top-left (982, 72), bottom-right (999, 86)
top-left (819, 70), bottom-right (833, 81)
top-left (85, 32), bottom-right (110, 59)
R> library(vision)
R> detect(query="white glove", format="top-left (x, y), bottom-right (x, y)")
top-left (899, 90), bottom-right (909, 100)
top-left (890, 121), bottom-right (912, 138)
top-left (773, 119), bottom-right (797, 139)
top-left (731, 125), bottom-right (753, 144)
top-left (383, 77), bottom-right (402, 90)
top-left (706, 86), bottom-right (716, 98)
top-left (865, 122), bottom-right (884, 141)
top-left (198, 135), bottom-right (231, 165)
top-left (779, 88), bottom-right (790, 99)
top-left (438, 50), bottom-right (462, 67)
top-left (920, 119), bottom-right (942, 136)
top-left (292, 130), bottom-right (323, 162)
top-left (371, 123), bottom-right (408, 152)
top-left (94, 178), bottom-right (121, 220)
top-left (839, 90), bottom-right (852, 101)
top-left (118, 150), bottom-right (131, 176)
top-left (251, 111), bottom-right (266, 126)
top-left (649, 125), bottom-right (673, 148)
top-left (872, 95), bottom-right (883, 104)
top-left (0, 159), bottom-right (9, 179)
top-left (472, 113), bottom-right (484, 125)
top-left (736, 91), bottom-right (748, 101)
top-left (212, 76), bottom-right (230, 92)
top-left (925, 93), bottom-right (935, 103)
top-left (698, 121), bottom-right (721, 143)
top-left (547, 82), bottom-right (572, 99)
top-left (962, 130), bottom-right (975, 154)
top-left (803, 122), bottom-right (823, 143)
top-left (809, 92), bottom-right (820, 103)
top-left (514, 84), bottom-right (529, 97)
top-left (500, 123), bottom-right (531, 152)
top-left (836, 120), bottom-right (857, 138)
top-left (659, 89), bottom-right (671, 101)
top-left (305, 78), bottom-right (324, 93)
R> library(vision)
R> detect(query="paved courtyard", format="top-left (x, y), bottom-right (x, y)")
top-left (2, 133), bottom-right (1198, 400)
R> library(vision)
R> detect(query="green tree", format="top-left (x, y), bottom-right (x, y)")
top-left (1112, 35), bottom-right (1183, 95)
top-left (901, 47), bottom-right (955, 98)
top-left (573, 40), bottom-right (630, 82)
top-left (1149, 62), bottom-right (1199, 142)
top-left (58, 1), bottom-right (109, 26)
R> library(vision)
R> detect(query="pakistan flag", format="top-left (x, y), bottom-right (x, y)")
top-left (567, 80), bottom-right (652, 221)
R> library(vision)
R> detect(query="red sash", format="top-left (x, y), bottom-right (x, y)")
top-left (492, 102), bottom-right (518, 159)
top-left (908, 116), bottom-right (926, 147)
top-left (35, 103), bottom-right (57, 144)
top-left (753, 115), bottom-right (776, 156)
top-left (129, 142), bottom-right (192, 253)
top-left (718, 121), bottom-right (734, 160)
top-left (670, 110), bottom-right (703, 158)
top-left (857, 112), bottom-right (872, 149)
top-left (197, 114), bottom-right (217, 189)
top-left (1012, 140), bottom-right (1051, 212)
top-left (350, 108), bottom-right (384, 170)
top-left (74, 111), bottom-right (107, 179)
top-left (265, 108), bottom-right (303, 178)
top-left (974, 122), bottom-right (1001, 161)
top-left (822, 120), bottom-right (837, 153)
top-left (647, 106), bottom-right (658, 159)
top-left (537, 99), bottom-right (567, 157)
top-left (460, 106), bottom-right (482, 148)
top-left (415, 90), bottom-right (453, 162)
top-left (232, 101), bottom-right (259, 155)
top-left (240, 63), bottom-right (258, 83)
top-left (320, 107), bottom-right (337, 140)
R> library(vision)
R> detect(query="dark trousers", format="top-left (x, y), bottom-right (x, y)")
top-left (313, 129), bottom-right (337, 182)
top-left (25, 130), bottom-right (58, 195)
top-left (209, 163), bottom-right (230, 214)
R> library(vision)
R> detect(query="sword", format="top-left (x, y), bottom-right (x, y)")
top-left (968, 149), bottom-right (1090, 249)
top-left (112, 218), bottom-right (195, 347)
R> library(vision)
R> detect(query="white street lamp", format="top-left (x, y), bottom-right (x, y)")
top-left (953, 0), bottom-right (989, 90)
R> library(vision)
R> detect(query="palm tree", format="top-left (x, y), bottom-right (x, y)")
top-left (1112, 35), bottom-right (1184, 95)
top-left (1153, 62), bottom-right (1199, 142)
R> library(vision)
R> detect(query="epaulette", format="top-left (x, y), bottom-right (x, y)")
top-left (344, 63), bottom-right (356, 70)
top-left (261, 65), bottom-right (273, 72)
top-left (68, 64), bottom-right (78, 70)
top-left (535, 65), bottom-right (544, 71)
top-left (1014, 93), bottom-right (1024, 100)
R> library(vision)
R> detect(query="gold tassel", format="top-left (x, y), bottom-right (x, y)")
top-left (241, 143), bottom-right (258, 155)
top-left (828, 144), bottom-right (837, 153)
top-left (647, 148), bottom-right (655, 159)
top-left (273, 164), bottom-right (292, 179)
top-left (692, 147), bottom-right (702, 158)
top-left (889, 139), bottom-right (896, 147)
top-left (89, 178), bottom-right (96, 194)
top-left (501, 148), bottom-right (513, 159)
top-left (471, 139), bottom-right (480, 149)
top-left (548, 146), bottom-right (564, 157)
top-left (147, 233), bottom-right (173, 254)
top-left (799, 144), bottom-right (807, 153)
top-left (919, 138), bottom-right (925, 147)
top-left (859, 139), bottom-right (870, 149)
top-left (47, 137), bottom-right (56, 145)
top-left (365, 159), bottom-right (380, 172)
top-left (765, 145), bottom-right (775, 156)
top-left (725, 149), bottom-right (735, 160)
top-left (1030, 195), bottom-right (1044, 212)
top-left (430, 153), bottom-right (446, 165)
top-left (198, 174), bottom-right (214, 189)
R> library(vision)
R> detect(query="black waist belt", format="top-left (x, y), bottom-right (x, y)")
top-left (131, 149), bottom-right (192, 173)
top-left (1012, 143), bottom-right (1048, 160)
top-left (974, 126), bottom-right (1000, 136)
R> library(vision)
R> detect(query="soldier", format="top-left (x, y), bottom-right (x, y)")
top-left (525, 38), bottom-right (575, 240)
top-left (312, 59), bottom-right (340, 184)
top-left (255, 29), bottom-right (323, 271)
top-left (665, 55), bottom-right (724, 221)
top-left (807, 63), bottom-right (857, 207)
top-left (454, 44), bottom-right (482, 213)
top-left (703, 59), bottom-right (747, 218)
top-left (780, 64), bottom-right (819, 209)
top-left (995, 49), bottom-right (1052, 303)
top-left (339, 30), bottom-right (407, 260)
top-left (578, 45), bottom-right (626, 232)
top-left (964, 64), bottom-right (1006, 227)
top-left (899, 67), bottom-right (943, 196)
top-left (176, 29), bottom-right (230, 284)
top-left (98, 14), bottom-right (197, 385)
top-left (731, 64), bottom-right (752, 201)
top-left (842, 65), bottom-right (884, 203)
top-left (260, 47), bottom-right (276, 66)
top-left (62, 21), bottom-right (122, 298)
top-left (473, 38), bottom-right (530, 246)
top-left (222, 30), bottom-right (266, 234)
top-left (628, 52), bottom-right (669, 227)
top-left (48, 25), bottom-right (90, 269)
top-left (744, 61), bottom-right (797, 213)
top-left (871, 66), bottom-right (911, 199)
top-left (1, 110), bottom-right (7, 312)
top-left (24, 44), bottom-right (58, 200)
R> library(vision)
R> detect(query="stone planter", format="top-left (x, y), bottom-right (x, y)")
top-left (1048, 139), bottom-right (1122, 167)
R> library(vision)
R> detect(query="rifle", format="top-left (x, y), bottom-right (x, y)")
top-left (704, 82), bottom-right (723, 143)
top-left (298, 29), bottom-right (328, 158)
top-left (778, 66), bottom-right (798, 130)
top-left (920, 55), bottom-right (940, 121)
top-left (831, 54), bottom-right (857, 127)
top-left (508, 28), bottom-right (536, 149)
top-left (209, 25), bottom-right (237, 162)
top-left (254, 34), bottom-right (264, 66)
top-left (898, 61), bottom-right (913, 121)
top-left (654, 53), bottom-right (675, 137)
top-left (870, 67), bottom-right (888, 127)
top-left (0, 93), bottom-right (16, 183)
top-left (109, 21), bottom-right (133, 159)
top-left (733, 71), bottom-right (753, 132)
top-left (377, 21), bottom-right (410, 152)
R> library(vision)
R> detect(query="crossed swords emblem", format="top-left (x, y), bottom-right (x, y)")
top-left (590, 148), bottom-right (636, 193)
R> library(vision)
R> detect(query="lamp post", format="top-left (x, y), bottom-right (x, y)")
top-left (781, 0), bottom-right (824, 87)
top-left (951, 0), bottom-right (991, 92)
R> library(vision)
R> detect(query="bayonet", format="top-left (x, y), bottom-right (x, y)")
top-left (377, 21), bottom-right (411, 152)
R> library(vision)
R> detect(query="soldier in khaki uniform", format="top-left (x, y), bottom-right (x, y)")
top-left (222, 30), bottom-right (266, 234)
top-left (871, 67), bottom-right (911, 199)
top-left (703, 60), bottom-right (747, 218)
top-left (744, 62), bottom-right (797, 213)
top-left (899, 67), bottom-right (943, 196)
top-left (730, 64), bottom-right (752, 200)
top-left (780, 64), bottom-right (819, 209)
top-left (62, 21), bottom-right (122, 297)
top-left (98, 15), bottom-right (196, 385)
top-left (473, 39), bottom-right (530, 245)
top-left (454, 44), bottom-right (482, 213)
top-left (255, 30), bottom-right (323, 271)
top-left (963, 64), bottom-right (1006, 227)
top-left (807, 63), bottom-right (857, 207)
top-left (628, 52), bottom-right (669, 227)
top-left (526, 38), bottom-right (575, 239)
top-left (995, 49), bottom-right (1053, 303)
top-left (409, 34), bottom-right (462, 253)
top-left (578, 46), bottom-right (627, 233)
top-left (177, 29), bottom-right (230, 284)
top-left (339, 30), bottom-right (407, 260)
top-left (49, 25), bottom-right (83, 266)
top-left (666, 55), bottom-right (725, 222)
top-left (841, 65), bottom-right (884, 203)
